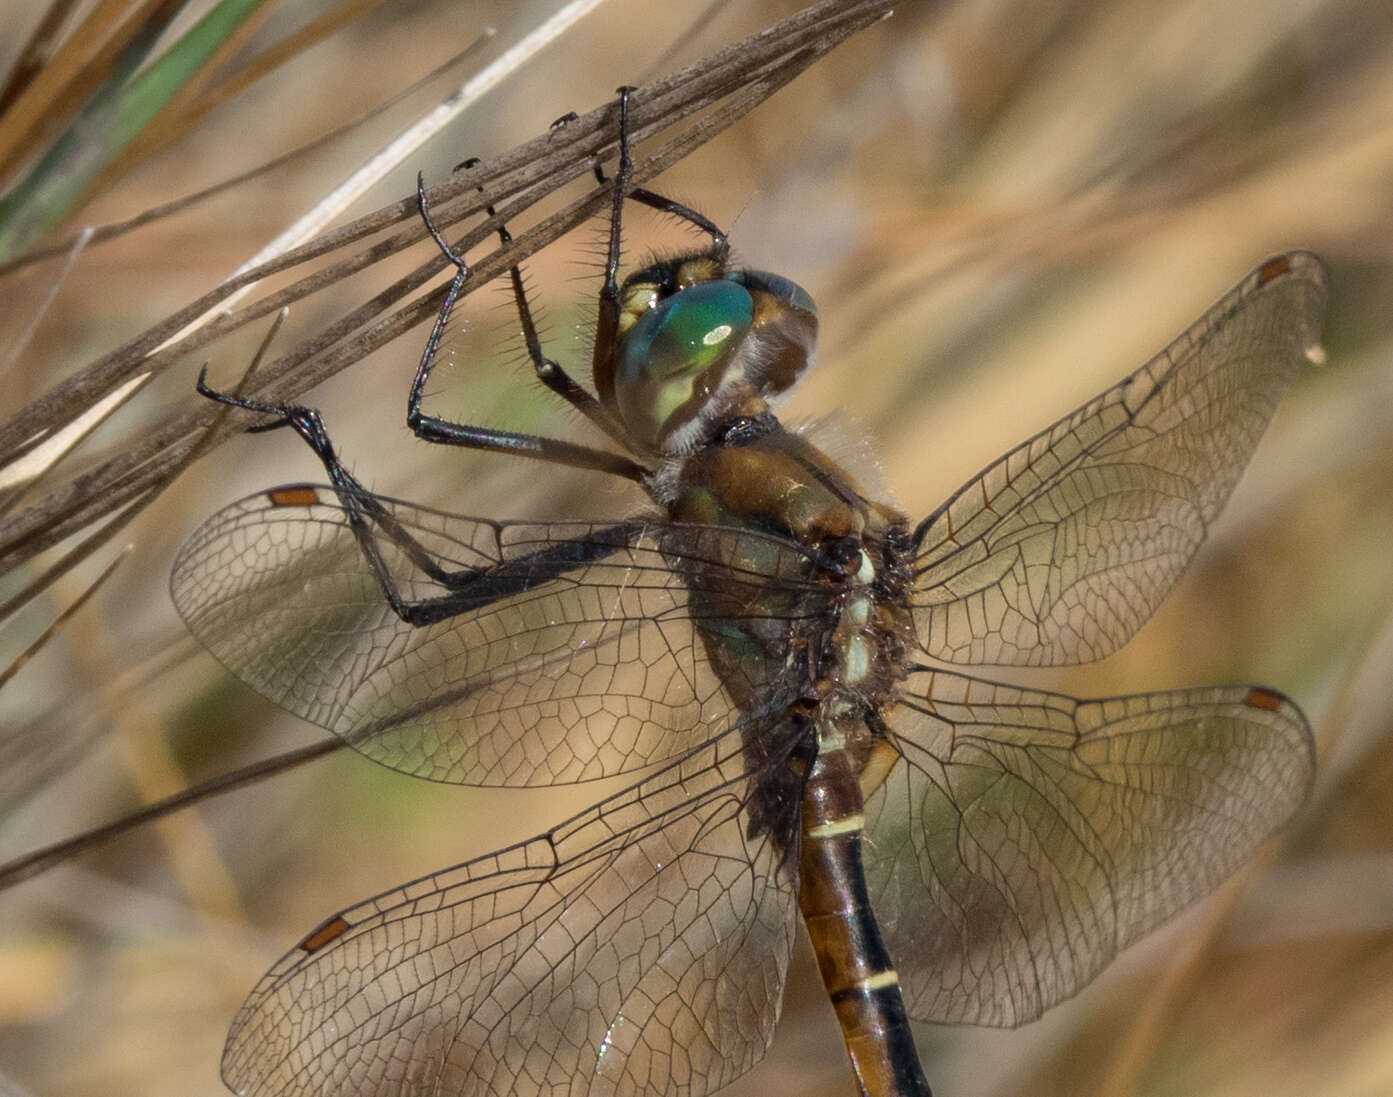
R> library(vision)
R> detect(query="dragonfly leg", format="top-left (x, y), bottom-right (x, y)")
top-left (409, 86), bottom-right (728, 468)
top-left (197, 368), bottom-right (504, 623)
top-left (586, 88), bottom-right (728, 411)
top-left (556, 95), bottom-right (726, 244)
top-left (589, 161), bottom-right (727, 250)
top-left (601, 174), bottom-right (727, 249)
top-left (409, 170), bottom-right (645, 479)
top-left (587, 86), bottom-right (637, 408)
top-left (444, 158), bottom-right (630, 444)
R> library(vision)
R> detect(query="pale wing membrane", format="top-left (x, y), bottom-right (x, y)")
top-left (221, 729), bottom-right (800, 1097)
top-left (912, 252), bottom-right (1327, 666)
top-left (171, 488), bottom-right (825, 786)
top-left (862, 668), bottom-right (1313, 1027)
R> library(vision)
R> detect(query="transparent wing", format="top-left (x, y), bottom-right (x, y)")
top-left (171, 486), bottom-right (824, 786)
top-left (911, 252), bottom-right (1327, 666)
top-left (862, 667), bottom-right (1313, 1027)
top-left (221, 728), bottom-right (800, 1097)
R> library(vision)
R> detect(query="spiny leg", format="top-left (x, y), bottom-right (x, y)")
top-left (590, 167), bottom-right (727, 250)
top-left (410, 87), bottom-right (729, 462)
top-left (447, 156), bottom-right (629, 444)
top-left (555, 99), bottom-right (726, 246)
top-left (587, 88), bottom-right (729, 409)
top-left (197, 371), bottom-right (455, 617)
top-left (588, 87), bottom-right (638, 408)
top-left (409, 171), bottom-right (644, 480)
top-left (197, 372), bottom-right (638, 627)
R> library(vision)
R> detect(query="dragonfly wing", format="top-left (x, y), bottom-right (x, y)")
top-left (861, 668), bottom-right (1313, 1027)
top-left (221, 728), bottom-right (800, 1097)
top-left (172, 488), bottom-right (819, 786)
top-left (911, 252), bottom-right (1327, 666)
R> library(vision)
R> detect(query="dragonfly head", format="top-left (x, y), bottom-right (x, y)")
top-left (610, 251), bottom-right (819, 455)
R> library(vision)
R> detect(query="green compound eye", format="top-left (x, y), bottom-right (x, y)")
top-left (615, 279), bottom-right (754, 448)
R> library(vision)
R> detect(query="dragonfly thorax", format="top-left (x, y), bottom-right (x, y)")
top-left (609, 251), bottom-right (819, 455)
top-left (661, 418), bottom-right (916, 742)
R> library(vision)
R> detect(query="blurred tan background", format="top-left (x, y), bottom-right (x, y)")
top-left (1, 1), bottom-right (1391, 1096)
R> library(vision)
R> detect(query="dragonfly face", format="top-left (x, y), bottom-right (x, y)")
top-left (608, 255), bottom-right (818, 455)
top-left (169, 95), bottom-right (1326, 1097)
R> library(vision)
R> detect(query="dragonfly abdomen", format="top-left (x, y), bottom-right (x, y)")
top-left (799, 742), bottom-right (933, 1097)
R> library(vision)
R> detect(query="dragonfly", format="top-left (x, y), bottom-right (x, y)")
top-left (167, 89), bottom-right (1326, 1097)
